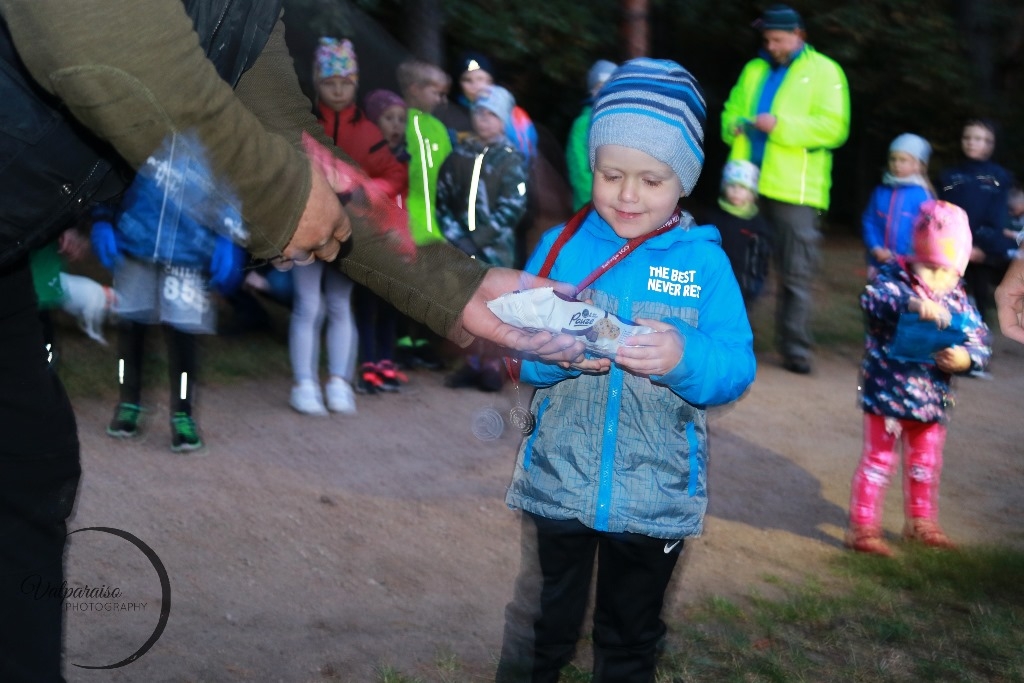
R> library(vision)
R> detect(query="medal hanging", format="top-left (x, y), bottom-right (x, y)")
top-left (504, 203), bottom-right (683, 434)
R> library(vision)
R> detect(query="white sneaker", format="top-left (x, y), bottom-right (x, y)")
top-left (325, 377), bottom-right (357, 415)
top-left (290, 380), bottom-right (328, 416)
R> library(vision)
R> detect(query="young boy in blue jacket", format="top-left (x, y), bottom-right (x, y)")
top-left (496, 58), bottom-right (756, 682)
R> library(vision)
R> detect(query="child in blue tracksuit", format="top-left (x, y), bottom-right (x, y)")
top-left (496, 59), bottom-right (756, 683)
top-left (91, 134), bottom-right (245, 453)
top-left (862, 133), bottom-right (934, 276)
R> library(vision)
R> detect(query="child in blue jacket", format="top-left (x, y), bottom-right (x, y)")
top-left (91, 134), bottom-right (245, 453)
top-left (496, 58), bottom-right (756, 682)
top-left (862, 133), bottom-right (934, 276)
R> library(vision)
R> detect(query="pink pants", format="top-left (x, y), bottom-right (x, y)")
top-left (849, 413), bottom-right (947, 528)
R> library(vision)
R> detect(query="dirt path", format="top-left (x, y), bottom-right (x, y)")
top-left (61, 326), bottom-right (1024, 682)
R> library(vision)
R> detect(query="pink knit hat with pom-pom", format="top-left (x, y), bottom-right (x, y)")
top-left (911, 199), bottom-right (973, 276)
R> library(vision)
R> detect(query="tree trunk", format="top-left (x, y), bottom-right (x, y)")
top-left (403, 0), bottom-right (444, 66)
top-left (621, 0), bottom-right (649, 59)
top-left (956, 0), bottom-right (996, 105)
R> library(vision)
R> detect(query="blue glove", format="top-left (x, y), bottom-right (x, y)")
top-left (209, 236), bottom-right (245, 294)
top-left (90, 221), bottom-right (122, 270)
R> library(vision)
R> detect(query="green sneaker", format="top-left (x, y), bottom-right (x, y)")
top-left (107, 403), bottom-right (143, 439)
top-left (170, 412), bottom-right (204, 453)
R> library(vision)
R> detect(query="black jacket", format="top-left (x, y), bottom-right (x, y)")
top-left (0, 0), bottom-right (281, 269)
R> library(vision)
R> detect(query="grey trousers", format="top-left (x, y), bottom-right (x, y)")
top-left (762, 198), bottom-right (823, 361)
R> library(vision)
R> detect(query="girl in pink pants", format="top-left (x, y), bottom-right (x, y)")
top-left (847, 200), bottom-right (990, 556)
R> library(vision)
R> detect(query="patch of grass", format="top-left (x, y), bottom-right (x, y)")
top-left (660, 544), bottom-right (1024, 682)
top-left (372, 546), bottom-right (1024, 682)
top-left (374, 663), bottom-right (424, 683)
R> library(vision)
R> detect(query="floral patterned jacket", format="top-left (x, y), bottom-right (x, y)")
top-left (859, 261), bottom-right (990, 424)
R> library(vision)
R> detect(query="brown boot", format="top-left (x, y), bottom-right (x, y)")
top-left (844, 525), bottom-right (894, 557)
top-left (903, 518), bottom-right (957, 550)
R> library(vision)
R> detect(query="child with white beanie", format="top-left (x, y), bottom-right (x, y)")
top-left (862, 132), bottom-right (935, 275)
top-left (496, 58), bottom-right (755, 681)
top-left (698, 159), bottom-right (772, 302)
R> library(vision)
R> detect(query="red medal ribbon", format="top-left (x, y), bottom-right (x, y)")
top-left (537, 203), bottom-right (682, 291)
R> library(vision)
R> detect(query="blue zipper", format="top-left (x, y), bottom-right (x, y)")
top-left (522, 397), bottom-right (549, 470)
top-left (686, 422), bottom-right (699, 496)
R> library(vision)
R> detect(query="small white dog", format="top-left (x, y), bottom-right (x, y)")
top-left (59, 272), bottom-right (116, 345)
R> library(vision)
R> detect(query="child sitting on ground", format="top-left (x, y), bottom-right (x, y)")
top-left (846, 200), bottom-right (991, 556)
top-left (496, 58), bottom-right (756, 681)
top-left (862, 133), bottom-right (934, 276)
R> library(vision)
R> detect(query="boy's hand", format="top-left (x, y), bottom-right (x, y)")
top-left (934, 346), bottom-right (971, 373)
top-left (908, 297), bottom-right (951, 329)
top-left (560, 357), bottom-right (611, 373)
top-left (753, 113), bottom-right (777, 133)
top-left (615, 318), bottom-right (684, 377)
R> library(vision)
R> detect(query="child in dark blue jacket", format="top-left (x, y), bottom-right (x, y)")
top-left (939, 119), bottom-right (1015, 322)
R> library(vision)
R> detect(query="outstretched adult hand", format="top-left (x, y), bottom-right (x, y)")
top-left (277, 160), bottom-right (352, 269)
top-left (461, 268), bottom-right (586, 364)
top-left (995, 257), bottom-right (1024, 344)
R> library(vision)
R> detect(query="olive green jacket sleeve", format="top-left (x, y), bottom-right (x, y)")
top-left (0, 0), bottom-right (307, 258)
top-left (0, 0), bottom-right (486, 342)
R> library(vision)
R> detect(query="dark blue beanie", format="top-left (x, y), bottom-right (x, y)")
top-left (457, 51), bottom-right (494, 78)
top-left (755, 4), bottom-right (804, 31)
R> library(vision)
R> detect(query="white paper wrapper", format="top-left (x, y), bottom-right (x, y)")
top-left (487, 287), bottom-right (653, 358)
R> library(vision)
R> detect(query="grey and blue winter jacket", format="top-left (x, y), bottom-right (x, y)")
top-left (506, 209), bottom-right (756, 540)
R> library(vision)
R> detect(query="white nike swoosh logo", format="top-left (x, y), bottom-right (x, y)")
top-left (663, 540), bottom-right (681, 554)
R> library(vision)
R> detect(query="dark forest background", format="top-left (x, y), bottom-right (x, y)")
top-left (280, 0), bottom-right (1024, 230)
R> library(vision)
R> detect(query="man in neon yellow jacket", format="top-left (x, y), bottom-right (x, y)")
top-left (722, 4), bottom-right (849, 374)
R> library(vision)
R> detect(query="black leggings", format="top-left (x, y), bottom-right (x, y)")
top-left (116, 321), bottom-right (198, 414)
top-left (497, 513), bottom-right (683, 683)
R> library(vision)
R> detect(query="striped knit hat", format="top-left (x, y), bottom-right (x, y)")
top-left (588, 58), bottom-right (706, 195)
